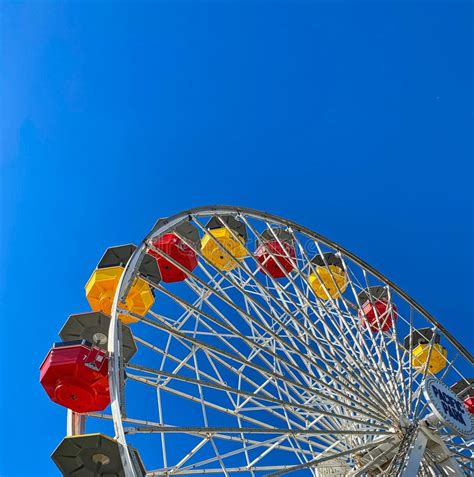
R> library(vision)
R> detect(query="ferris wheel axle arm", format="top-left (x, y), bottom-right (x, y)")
top-left (394, 422), bottom-right (466, 477)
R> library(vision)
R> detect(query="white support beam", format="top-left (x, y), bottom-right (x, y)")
top-left (66, 410), bottom-right (85, 436)
top-left (400, 429), bottom-right (428, 476)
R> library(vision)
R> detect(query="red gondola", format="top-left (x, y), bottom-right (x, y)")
top-left (452, 379), bottom-right (474, 414)
top-left (358, 286), bottom-right (397, 332)
top-left (255, 229), bottom-right (295, 279)
top-left (40, 340), bottom-right (110, 413)
top-left (149, 222), bottom-right (200, 283)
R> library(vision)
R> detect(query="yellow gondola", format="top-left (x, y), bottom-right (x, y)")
top-left (85, 244), bottom-right (158, 324)
top-left (411, 343), bottom-right (447, 374)
top-left (404, 328), bottom-right (447, 374)
top-left (309, 253), bottom-right (348, 300)
top-left (201, 215), bottom-right (247, 271)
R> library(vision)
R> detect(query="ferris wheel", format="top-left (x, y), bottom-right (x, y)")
top-left (40, 206), bottom-right (474, 476)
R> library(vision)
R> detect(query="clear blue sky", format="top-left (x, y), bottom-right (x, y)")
top-left (0, 1), bottom-right (472, 475)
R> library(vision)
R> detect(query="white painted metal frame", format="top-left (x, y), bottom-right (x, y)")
top-left (92, 206), bottom-right (474, 476)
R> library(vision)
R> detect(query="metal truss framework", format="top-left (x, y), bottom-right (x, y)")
top-left (68, 206), bottom-right (472, 476)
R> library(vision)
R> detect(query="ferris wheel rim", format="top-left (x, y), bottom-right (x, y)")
top-left (106, 205), bottom-right (473, 476)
